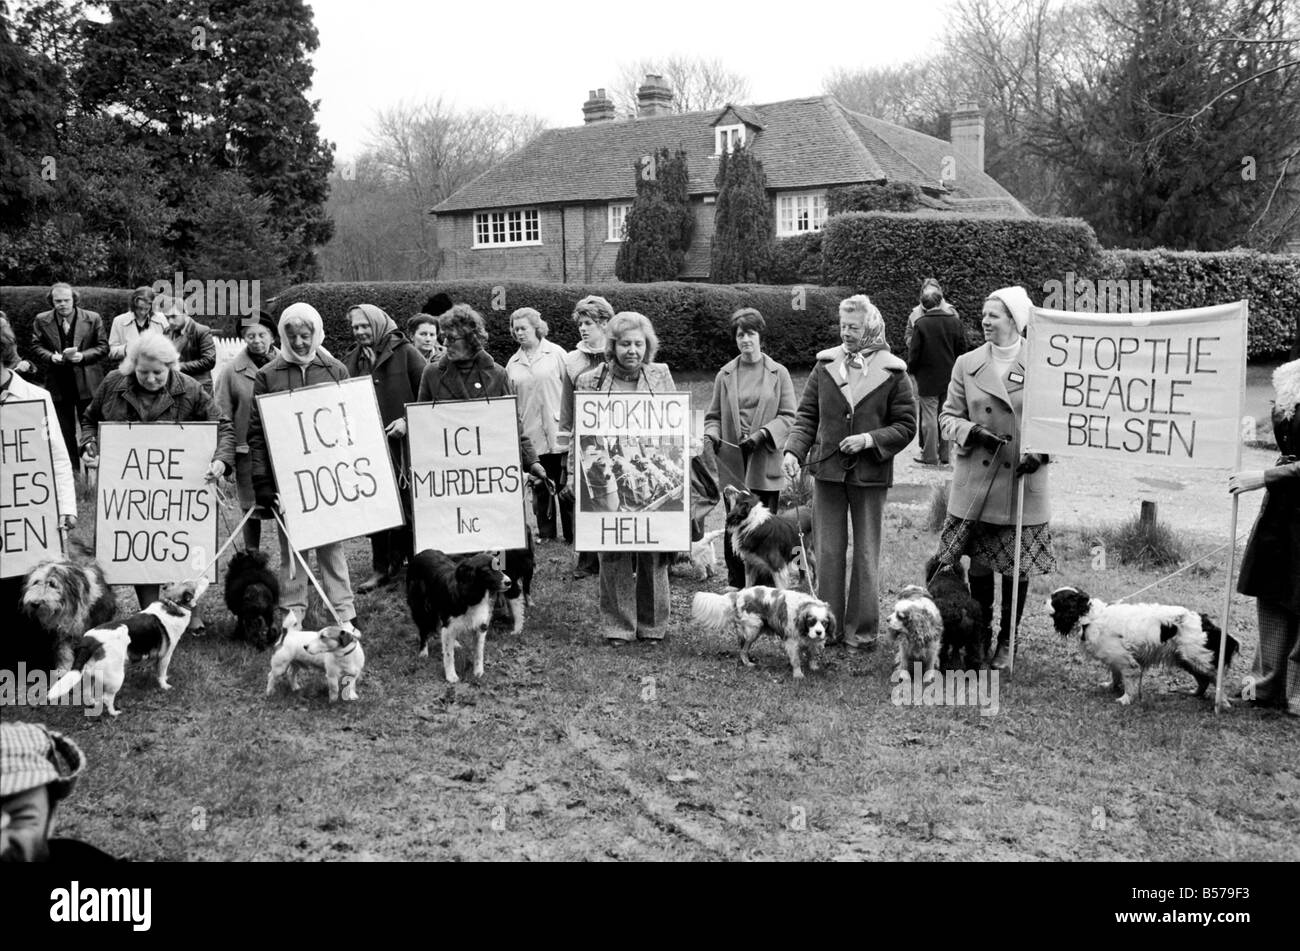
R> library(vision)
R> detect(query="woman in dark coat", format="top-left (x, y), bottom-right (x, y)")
top-left (1230, 357), bottom-right (1300, 716)
top-left (344, 303), bottom-right (426, 591)
top-left (214, 311), bottom-right (278, 548)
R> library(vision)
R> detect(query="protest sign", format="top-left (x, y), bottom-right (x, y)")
top-left (257, 377), bottom-right (402, 550)
top-left (94, 422), bottom-right (218, 584)
top-left (407, 398), bottom-right (526, 554)
top-left (574, 392), bottom-right (690, 552)
top-left (0, 400), bottom-right (62, 578)
top-left (1022, 301), bottom-right (1247, 470)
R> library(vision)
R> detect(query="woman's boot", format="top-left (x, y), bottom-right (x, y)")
top-left (992, 574), bottom-right (1031, 671)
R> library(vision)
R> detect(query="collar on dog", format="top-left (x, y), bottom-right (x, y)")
top-left (337, 643), bottom-right (359, 657)
top-left (158, 598), bottom-right (188, 617)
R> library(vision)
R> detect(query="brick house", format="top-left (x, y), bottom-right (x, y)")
top-left (432, 75), bottom-right (1029, 283)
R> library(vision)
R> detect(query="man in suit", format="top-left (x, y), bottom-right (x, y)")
top-left (29, 283), bottom-right (109, 474)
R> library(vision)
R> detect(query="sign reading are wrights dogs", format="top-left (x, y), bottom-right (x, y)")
top-left (257, 377), bottom-right (402, 550)
top-left (0, 399), bottom-right (62, 578)
top-left (574, 392), bottom-right (690, 552)
top-left (94, 422), bottom-right (218, 584)
top-left (406, 398), bottom-right (526, 555)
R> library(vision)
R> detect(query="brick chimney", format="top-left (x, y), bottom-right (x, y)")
top-left (949, 101), bottom-right (985, 176)
top-left (636, 74), bottom-right (674, 118)
top-left (583, 88), bottom-right (616, 124)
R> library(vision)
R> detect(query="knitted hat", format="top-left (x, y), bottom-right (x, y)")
top-left (238, 310), bottom-right (279, 339)
top-left (0, 722), bottom-right (84, 803)
top-left (986, 285), bottom-right (1033, 333)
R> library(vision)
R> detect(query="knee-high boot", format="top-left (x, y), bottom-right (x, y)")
top-left (970, 571), bottom-right (995, 661)
top-left (992, 574), bottom-right (1030, 670)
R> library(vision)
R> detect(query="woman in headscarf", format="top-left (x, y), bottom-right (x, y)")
top-left (937, 286), bottom-right (1056, 671)
top-left (343, 303), bottom-right (426, 592)
top-left (215, 311), bottom-right (278, 549)
top-left (247, 303), bottom-right (359, 632)
top-left (783, 295), bottom-right (917, 651)
top-left (506, 307), bottom-right (571, 542)
top-left (1231, 358), bottom-right (1300, 716)
top-left (568, 311), bottom-right (679, 646)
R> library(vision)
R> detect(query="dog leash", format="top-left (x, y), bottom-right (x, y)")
top-left (1113, 530), bottom-right (1251, 604)
top-left (269, 509), bottom-right (346, 627)
top-left (185, 480), bottom-right (255, 584)
top-left (793, 499), bottom-right (817, 595)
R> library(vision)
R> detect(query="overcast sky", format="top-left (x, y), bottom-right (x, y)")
top-left (307, 0), bottom-right (952, 160)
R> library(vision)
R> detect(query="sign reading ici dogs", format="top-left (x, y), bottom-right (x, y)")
top-left (95, 422), bottom-right (218, 584)
top-left (1022, 301), bottom-right (1248, 470)
top-left (0, 400), bottom-right (62, 578)
top-left (257, 377), bottom-right (402, 550)
top-left (406, 398), bottom-right (526, 554)
top-left (574, 392), bottom-right (690, 552)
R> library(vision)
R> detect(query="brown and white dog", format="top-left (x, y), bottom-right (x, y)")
top-left (692, 585), bottom-right (835, 679)
top-left (266, 609), bottom-right (365, 702)
top-left (18, 550), bottom-right (118, 674)
top-left (886, 586), bottom-right (944, 686)
top-left (46, 578), bottom-right (208, 717)
top-left (1047, 585), bottom-right (1240, 705)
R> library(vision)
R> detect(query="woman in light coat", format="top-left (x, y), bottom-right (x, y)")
top-left (938, 285), bottom-right (1055, 671)
top-left (506, 307), bottom-right (571, 542)
top-left (704, 308), bottom-right (797, 587)
top-left (214, 311), bottom-right (278, 548)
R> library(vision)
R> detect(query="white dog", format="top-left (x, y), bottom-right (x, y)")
top-left (266, 609), bottom-right (365, 702)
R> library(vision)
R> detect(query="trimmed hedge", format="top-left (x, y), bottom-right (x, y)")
top-left (1101, 249), bottom-right (1298, 359)
top-left (826, 183), bottom-right (924, 215)
top-left (270, 280), bottom-right (856, 373)
top-left (768, 233), bottom-right (824, 285)
top-left (0, 286), bottom-right (136, 363)
top-left (823, 212), bottom-right (1108, 344)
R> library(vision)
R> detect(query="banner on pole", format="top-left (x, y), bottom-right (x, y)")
top-left (94, 422), bottom-right (218, 584)
top-left (407, 398), bottom-right (526, 555)
top-left (574, 391), bottom-right (690, 552)
top-left (0, 399), bottom-right (63, 578)
top-left (257, 377), bottom-right (403, 550)
top-left (1022, 301), bottom-right (1247, 470)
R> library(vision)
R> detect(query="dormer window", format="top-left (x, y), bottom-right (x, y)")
top-left (715, 124), bottom-right (746, 155)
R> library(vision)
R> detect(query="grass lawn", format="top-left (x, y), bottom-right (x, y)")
top-left (13, 476), bottom-right (1298, 862)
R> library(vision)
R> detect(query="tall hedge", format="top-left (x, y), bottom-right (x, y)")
top-left (270, 280), bottom-right (856, 372)
top-left (823, 212), bottom-right (1108, 342)
top-left (1101, 248), bottom-right (1298, 359)
top-left (0, 285), bottom-right (136, 362)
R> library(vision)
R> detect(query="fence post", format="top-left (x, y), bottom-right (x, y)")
top-left (1140, 500), bottom-right (1158, 529)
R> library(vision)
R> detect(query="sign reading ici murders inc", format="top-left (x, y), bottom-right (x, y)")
top-left (573, 391), bottom-right (690, 552)
top-left (95, 422), bottom-right (218, 584)
top-left (257, 377), bottom-right (403, 550)
top-left (0, 399), bottom-right (62, 578)
top-left (406, 398), bottom-right (527, 554)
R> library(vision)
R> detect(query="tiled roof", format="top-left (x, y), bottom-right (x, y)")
top-left (433, 96), bottom-right (1026, 216)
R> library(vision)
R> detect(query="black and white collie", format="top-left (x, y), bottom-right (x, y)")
top-left (1048, 586), bottom-right (1240, 705)
top-left (723, 486), bottom-right (808, 589)
top-left (47, 578), bottom-right (209, 717)
top-left (692, 585), bottom-right (835, 679)
top-left (224, 549), bottom-right (280, 649)
top-left (17, 548), bottom-right (118, 674)
top-left (407, 549), bottom-right (511, 683)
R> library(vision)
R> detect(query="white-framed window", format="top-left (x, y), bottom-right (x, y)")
top-left (776, 191), bottom-right (827, 236)
top-left (715, 124), bottom-right (746, 155)
top-left (473, 208), bottom-right (541, 247)
top-left (607, 202), bottom-right (632, 242)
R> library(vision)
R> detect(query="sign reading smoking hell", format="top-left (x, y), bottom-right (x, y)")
top-left (574, 392), bottom-right (690, 552)
top-left (0, 400), bottom-right (62, 578)
top-left (258, 377), bottom-right (403, 550)
top-left (407, 397), bottom-right (526, 554)
top-left (1022, 301), bottom-right (1247, 470)
top-left (95, 422), bottom-right (218, 584)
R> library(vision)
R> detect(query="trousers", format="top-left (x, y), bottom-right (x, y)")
top-left (276, 525), bottom-right (356, 625)
top-left (812, 480), bottom-right (885, 642)
top-left (598, 551), bottom-right (669, 641)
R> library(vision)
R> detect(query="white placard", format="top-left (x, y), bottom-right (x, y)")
top-left (0, 400), bottom-right (62, 578)
top-left (407, 397), bottom-right (526, 555)
top-left (257, 377), bottom-right (403, 550)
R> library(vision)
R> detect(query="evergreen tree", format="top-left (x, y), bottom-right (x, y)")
top-left (710, 142), bottom-right (773, 283)
top-left (0, 1), bottom-right (65, 224)
top-left (615, 148), bottom-right (693, 282)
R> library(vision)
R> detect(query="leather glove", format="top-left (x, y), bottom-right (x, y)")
top-left (1015, 453), bottom-right (1045, 476)
top-left (557, 484), bottom-right (574, 503)
top-left (970, 424), bottom-right (1010, 453)
top-left (706, 434), bottom-right (721, 453)
top-left (255, 485), bottom-right (278, 510)
top-left (739, 430), bottom-right (768, 452)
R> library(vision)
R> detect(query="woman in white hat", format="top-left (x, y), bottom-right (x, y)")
top-left (938, 285), bottom-right (1055, 671)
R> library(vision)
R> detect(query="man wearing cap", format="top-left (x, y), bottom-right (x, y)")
top-left (1, 721), bottom-right (114, 862)
top-left (107, 286), bottom-right (168, 361)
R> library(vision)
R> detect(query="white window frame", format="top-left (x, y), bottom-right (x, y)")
top-left (775, 190), bottom-right (828, 236)
top-left (472, 208), bottom-right (541, 248)
top-left (607, 202), bottom-right (632, 242)
top-left (715, 124), bottom-right (746, 155)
